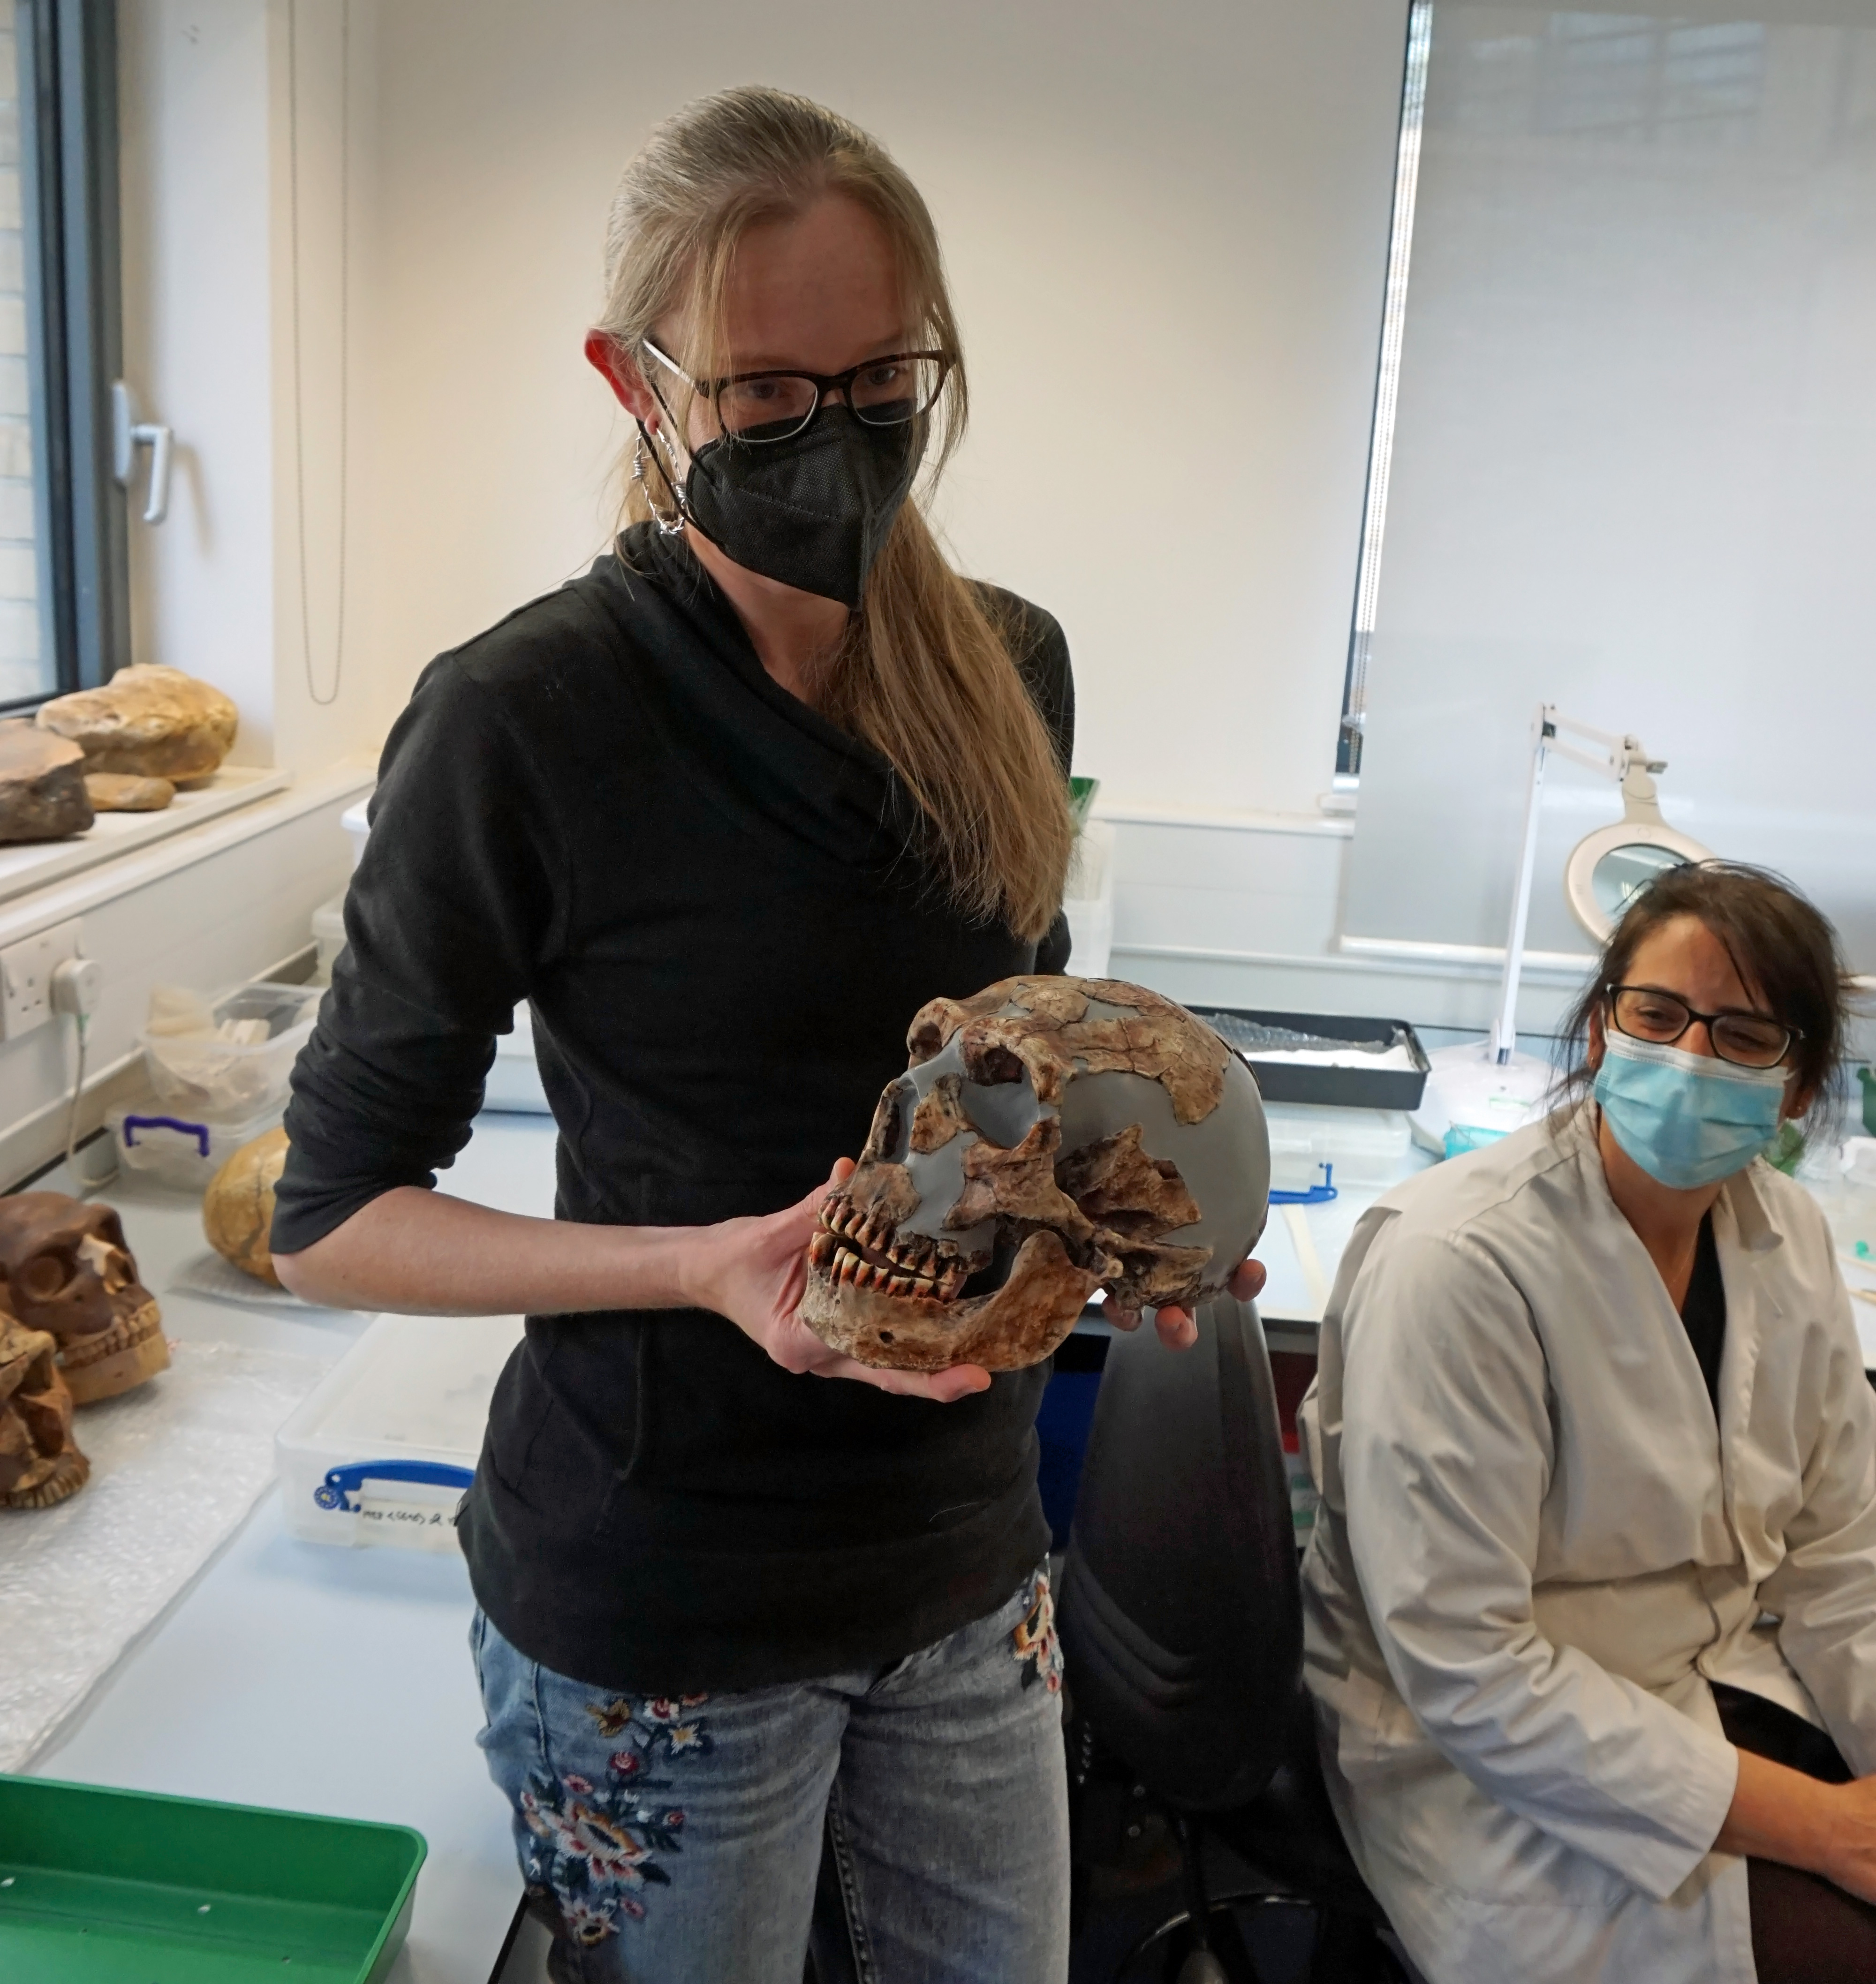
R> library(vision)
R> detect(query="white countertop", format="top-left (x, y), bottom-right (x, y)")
top-left (23, 1110), bottom-right (560, 1984)
top-left (18, 1092), bottom-right (1873, 1984)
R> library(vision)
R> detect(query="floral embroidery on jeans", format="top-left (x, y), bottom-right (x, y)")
top-left (517, 1694), bottom-right (711, 1942)
top-left (1012, 1571), bottom-right (1063, 1694)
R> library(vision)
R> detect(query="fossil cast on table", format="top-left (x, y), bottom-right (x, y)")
top-left (802, 976), bottom-right (1271, 1373)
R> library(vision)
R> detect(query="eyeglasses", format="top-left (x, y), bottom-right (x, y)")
top-left (642, 339), bottom-right (950, 444)
top-left (1606, 985), bottom-right (1800, 1070)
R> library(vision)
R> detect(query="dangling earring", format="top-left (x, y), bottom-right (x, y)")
top-left (633, 425), bottom-right (684, 537)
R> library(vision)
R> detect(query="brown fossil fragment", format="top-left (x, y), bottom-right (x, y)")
top-left (0, 723), bottom-right (93, 843)
top-left (0, 1313), bottom-right (89, 1510)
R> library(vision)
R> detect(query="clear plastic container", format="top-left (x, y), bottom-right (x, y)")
top-left (1264, 1101), bottom-right (1414, 1193)
top-left (141, 981), bottom-right (320, 1115)
top-left (276, 1312), bottom-right (526, 1552)
top-left (105, 1090), bottom-right (284, 1192)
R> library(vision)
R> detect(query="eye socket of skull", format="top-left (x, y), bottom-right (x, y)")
top-left (18, 1247), bottom-right (78, 1304)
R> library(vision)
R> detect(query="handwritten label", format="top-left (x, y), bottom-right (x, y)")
top-left (355, 1482), bottom-right (464, 1554)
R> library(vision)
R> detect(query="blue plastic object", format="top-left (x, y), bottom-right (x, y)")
top-left (312, 1459), bottom-right (476, 1513)
top-left (1268, 1162), bottom-right (1338, 1206)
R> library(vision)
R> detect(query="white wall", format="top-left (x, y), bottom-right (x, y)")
top-left (361, 0), bottom-right (1408, 811)
top-left (118, 0), bottom-right (383, 776)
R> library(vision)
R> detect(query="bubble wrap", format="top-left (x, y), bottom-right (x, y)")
top-left (0, 1338), bottom-right (328, 1771)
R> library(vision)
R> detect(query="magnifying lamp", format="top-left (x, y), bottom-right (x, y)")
top-left (1412, 704), bottom-right (1713, 1156)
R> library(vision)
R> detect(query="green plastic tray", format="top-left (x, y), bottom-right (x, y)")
top-left (0, 1774), bottom-right (426, 1983)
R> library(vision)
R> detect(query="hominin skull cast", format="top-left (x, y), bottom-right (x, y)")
top-left (0, 1311), bottom-right (88, 1509)
top-left (801, 976), bottom-right (1271, 1372)
top-left (0, 1194), bottom-right (167, 1405)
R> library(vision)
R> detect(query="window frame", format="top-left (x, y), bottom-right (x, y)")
top-left (1336, 0), bottom-right (1433, 781)
top-left (11, 0), bottom-right (124, 715)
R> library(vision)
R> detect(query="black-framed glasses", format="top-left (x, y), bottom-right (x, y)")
top-left (1607, 985), bottom-right (1800, 1070)
top-left (642, 339), bottom-right (951, 443)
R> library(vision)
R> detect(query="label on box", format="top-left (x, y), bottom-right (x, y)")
top-left (355, 1479), bottom-right (464, 1553)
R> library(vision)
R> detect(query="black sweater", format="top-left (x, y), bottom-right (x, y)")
top-left (274, 526), bottom-right (1074, 1692)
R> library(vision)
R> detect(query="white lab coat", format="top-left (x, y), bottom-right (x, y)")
top-left (1298, 1103), bottom-right (1876, 1984)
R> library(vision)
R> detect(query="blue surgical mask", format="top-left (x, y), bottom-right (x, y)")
top-left (1593, 1030), bottom-right (1788, 1190)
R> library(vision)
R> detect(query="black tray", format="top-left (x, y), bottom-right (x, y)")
top-left (1193, 1005), bottom-right (1430, 1112)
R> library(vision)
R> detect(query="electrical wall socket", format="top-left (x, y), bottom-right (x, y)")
top-left (0, 919), bottom-right (84, 1040)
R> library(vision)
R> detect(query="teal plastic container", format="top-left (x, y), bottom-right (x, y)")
top-left (0, 1774), bottom-right (425, 1983)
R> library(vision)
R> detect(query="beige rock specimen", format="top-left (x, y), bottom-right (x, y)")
top-left (0, 722), bottom-right (94, 843)
top-left (38, 664), bottom-right (238, 785)
top-left (84, 772), bottom-right (175, 812)
top-left (203, 1126), bottom-right (290, 1287)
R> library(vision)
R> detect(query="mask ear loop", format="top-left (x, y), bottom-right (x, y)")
top-left (632, 419), bottom-right (688, 536)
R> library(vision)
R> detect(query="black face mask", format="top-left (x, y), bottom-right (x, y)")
top-left (647, 406), bottom-right (923, 610)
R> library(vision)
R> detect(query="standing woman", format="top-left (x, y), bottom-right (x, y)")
top-left (272, 86), bottom-right (1207, 1984)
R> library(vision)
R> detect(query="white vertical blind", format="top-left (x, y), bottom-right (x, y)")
top-left (1341, 3), bottom-right (1876, 970)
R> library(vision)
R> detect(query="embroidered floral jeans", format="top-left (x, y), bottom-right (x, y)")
top-left (471, 1563), bottom-right (1068, 1984)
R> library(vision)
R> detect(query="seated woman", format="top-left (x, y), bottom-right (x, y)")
top-left (1300, 861), bottom-right (1876, 1984)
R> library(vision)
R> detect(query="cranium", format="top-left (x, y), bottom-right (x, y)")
top-left (0, 1194), bottom-right (167, 1405)
top-left (801, 976), bottom-right (1270, 1372)
top-left (0, 1311), bottom-right (88, 1509)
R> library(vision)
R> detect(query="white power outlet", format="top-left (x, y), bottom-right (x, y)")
top-left (0, 919), bottom-right (84, 1040)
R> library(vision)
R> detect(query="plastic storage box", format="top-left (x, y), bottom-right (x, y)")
top-left (276, 1312), bottom-right (526, 1551)
top-left (105, 1089), bottom-right (283, 1191)
top-left (1263, 1101), bottom-right (1415, 1194)
top-left (142, 981), bottom-right (321, 1114)
top-left (0, 1772), bottom-right (424, 1983)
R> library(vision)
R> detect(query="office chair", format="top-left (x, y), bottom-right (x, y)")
top-left (1058, 1298), bottom-right (1402, 1984)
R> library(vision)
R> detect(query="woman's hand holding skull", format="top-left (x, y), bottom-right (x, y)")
top-left (688, 1160), bottom-right (993, 1402)
top-left (690, 1156), bottom-right (1265, 1389)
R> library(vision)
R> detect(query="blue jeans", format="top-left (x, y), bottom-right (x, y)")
top-left (471, 1564), bottom-right (1069, 1983)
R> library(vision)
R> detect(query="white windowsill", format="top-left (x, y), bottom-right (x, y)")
top-left (0, 758), bottom-right (376, 950)
top-left (0, 765), bottom-right (293, 908)
top-left (1091, 800), bottom-right (1354, 839)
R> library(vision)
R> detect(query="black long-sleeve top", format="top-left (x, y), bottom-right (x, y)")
top-left (274, 526), bottom-right (1074, 1693)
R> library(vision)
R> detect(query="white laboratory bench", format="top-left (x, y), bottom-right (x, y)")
top-left (21, 1110), bottom-right (561, 1984)
top-left (15, 1091), bottom-right (1876, 1984)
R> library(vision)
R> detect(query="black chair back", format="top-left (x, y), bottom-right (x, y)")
top-left (1058, 1297), bottom-right (1303, 1813)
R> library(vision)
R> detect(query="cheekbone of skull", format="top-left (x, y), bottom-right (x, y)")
top-left (802, 975), bottom-right (1270, 1372)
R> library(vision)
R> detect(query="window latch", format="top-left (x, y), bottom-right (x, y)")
top-left (110, 382), bottom-right (174, 525)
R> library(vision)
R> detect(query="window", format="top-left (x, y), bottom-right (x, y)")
top-left (1337, 0), bottom-right (1432, 780)
top-left (4, 0), bottom-right (123, 711)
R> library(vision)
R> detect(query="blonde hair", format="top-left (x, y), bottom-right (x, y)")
top-left (595, 85), bottom-right (1074, 942)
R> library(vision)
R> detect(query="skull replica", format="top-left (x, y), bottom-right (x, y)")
top-left (0, 1194), bottom-right (167, 1404)
top-left (0, 1311), bottom-right (88, 1509)
top-left (801, 976), bottom-right (1270, 1372)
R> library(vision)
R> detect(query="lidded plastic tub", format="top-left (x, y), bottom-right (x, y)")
top-left (276, 1313), bottom-right (526, 1552)
top-left (104, 1090), bottom-right (283, 1191)
top-left (141, 981), bottom-right (320, 1115)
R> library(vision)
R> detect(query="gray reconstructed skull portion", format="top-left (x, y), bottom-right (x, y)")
top-left (800, 976), bottom-right (1270, 1372)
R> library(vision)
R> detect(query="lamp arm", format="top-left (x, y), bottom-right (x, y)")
top-left (1491, 704), bottom-right (1552, 1065)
